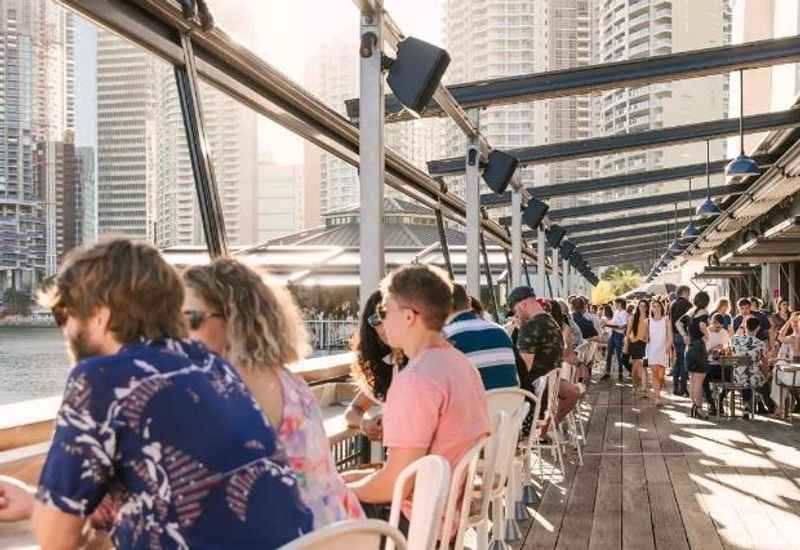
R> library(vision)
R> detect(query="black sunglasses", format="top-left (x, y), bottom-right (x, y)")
top-left (367, 311), bottom-right (383, 327)
top-left (183, 310), bottom-right (224, 330)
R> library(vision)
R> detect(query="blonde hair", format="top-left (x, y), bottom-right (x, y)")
top-left (380, 264), bottom-right (453, 331)
top-left (182, 258), bottom-right (310, 370)
top-left (39, 238), bottom-right (187, 342)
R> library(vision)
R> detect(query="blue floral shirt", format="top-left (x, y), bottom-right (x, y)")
top-left (37, 338), bottom-right (313, 549)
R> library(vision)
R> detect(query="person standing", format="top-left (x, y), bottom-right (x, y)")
top-left (602, 298), bottom-right (629, 382)
top-left (646, 301), bottom-right (672, 407)
top-left (684, 291), bottom-right (711, 419)
top-left (669, 285), bottom-right (692, 396)
top-left (627, 300), bottom-right (650, 397)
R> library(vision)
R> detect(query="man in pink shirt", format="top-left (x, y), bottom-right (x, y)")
top-left (348, 265), bottom-right (491, 525)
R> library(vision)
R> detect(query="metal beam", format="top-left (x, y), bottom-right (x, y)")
top-left (59, 0), bottom-right (543, 265)
top-left (503, 182), bottom-right (747, 226)
top-left (480, 156), bottom-right (773, 208)
top-left (579, 234), bottom-right (678, 254)
top-left (522, 207), bottom-right (698, 237)
top-left (571, 223), bottom-right (696, 246)
top-left (429, 109), bottom-right (800, 174)
top-left (586, 246), bottom-right (664, 262)
top-left (345, 35), bottom-right (800, 121)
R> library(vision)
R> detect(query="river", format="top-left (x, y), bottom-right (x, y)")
top-left (0, 326), bottom-right (71, 405)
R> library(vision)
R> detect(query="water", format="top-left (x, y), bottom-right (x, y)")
top-left (0, 326), bottom-right (71, 405)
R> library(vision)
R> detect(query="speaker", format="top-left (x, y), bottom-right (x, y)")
top-left (483, 150), bottom-right (519, 195)
top-left (560, 240), bottom-right (576, 260)
top-left (547, 224), bottom-right (566, 248)
top-left (522, 198), bottom-right (549, 229)
top-left (387, 37), bottom-right (451, 115)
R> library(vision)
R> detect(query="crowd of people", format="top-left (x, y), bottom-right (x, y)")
top-left (593, 286), bottom-right (799, 418)
top-left (0, 238), bottom-right (579, 549)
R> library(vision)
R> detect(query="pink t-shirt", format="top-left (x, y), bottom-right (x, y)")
top-left (383, 345), bottom-right (491, 516)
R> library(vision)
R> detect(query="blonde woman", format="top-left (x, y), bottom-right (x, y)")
top-left (182, 259), bottom-right (364, 528)
top-left (646, 301), bottom-right (672, 407)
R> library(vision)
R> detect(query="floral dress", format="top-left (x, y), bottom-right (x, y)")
top-left (277, 369), bottom-right (365, 528)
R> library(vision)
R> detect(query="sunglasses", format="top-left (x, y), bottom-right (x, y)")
top-left (183, 310), bottom-right (224, 330)
top-left (367, 311), bottom-right (382, 327)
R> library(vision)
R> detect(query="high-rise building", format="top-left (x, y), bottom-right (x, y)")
top-left (304, 32), bottom-right (440, 214)
top-left (35, 140), bottom-right (77, 275)
top-left (0, 0), bottom-right (74, 290)
top-left (255, 152), bottom-right (304, 242)
top-left (76, 146), bottom-right (96, 245)
top-left (594, 0), bottom-right (730, 198)
top-left (96, 30), bottom-right (159, 241)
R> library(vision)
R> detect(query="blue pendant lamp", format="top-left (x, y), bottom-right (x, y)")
top-left (681, 178), bottom-right (700, 239)
top-left (669, 203), bottom-right (687, 252)
top-left (697, 139), bottom-right (721, 216)
top-left (726, 69), bottom-right (760, 178)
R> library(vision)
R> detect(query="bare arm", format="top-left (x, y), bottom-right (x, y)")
top-left (348, 447), bottom-right (427, 503)
top-left (345, 390), bottom-right (375, 428)
top-left (32, 502), bottom-right (86, 550)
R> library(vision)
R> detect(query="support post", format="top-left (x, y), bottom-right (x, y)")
top-left (175, 34), bottom-right (228, 257)
top-left (480, 233), bottom-right (500, 322)
top-left (504, 249), bottom-right (513, 290)
top-left (563, 259), bottom-right (570, 297)
top-left (552, 248), bottom-right (560, 298)
top-left (434, 207), bottom-right (454, 280)
top-left (511, 188), bottom-right (522, 287)
top-left (465, 109), bottom-right (482, 297)
top-left (522, 258), bottom-right (532, 287)
top-left (537, 227), bottom-right (545, 294)
top-left (358, 8), bottom-right (385, 311)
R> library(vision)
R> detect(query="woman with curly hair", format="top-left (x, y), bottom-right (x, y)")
top-left (182, 258), bottom-right (364, 528)
top-left (344, 290), bottom-right (406, 441)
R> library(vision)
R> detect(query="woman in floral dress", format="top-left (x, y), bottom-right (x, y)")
top-left (183, 259), bottom-right (364, 528)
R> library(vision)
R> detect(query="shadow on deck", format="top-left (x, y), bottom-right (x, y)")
top-left (514, 378), bottom-right (800, 550)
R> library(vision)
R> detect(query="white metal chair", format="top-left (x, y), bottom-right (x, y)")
top-left (279, 519), bottom-right (408, 550)
top-left (534, 369), bottom-right (566, 476)
top-left (388, 454), bottom-right (451, 550)
top-left (558, 363), bottom-right (585, 466)
top-left (439, 435), bottom-right (489, 550)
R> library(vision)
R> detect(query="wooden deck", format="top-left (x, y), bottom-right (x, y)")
top-left (516, 378), bottom-right (800, 550)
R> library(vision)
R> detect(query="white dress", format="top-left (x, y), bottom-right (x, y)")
top-left (646, 318), bottom-right (669, 367)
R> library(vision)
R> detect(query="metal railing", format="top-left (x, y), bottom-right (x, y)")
top-left (304, 320), bottom-right (358, 353)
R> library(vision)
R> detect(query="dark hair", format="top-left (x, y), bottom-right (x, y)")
top-left (470, 296), bottom-right (485, 316)
top-left (778, 299), bottom-right (789, 312)
top-left (631, 300), bottom-right (650, 331)
top-left (452, 283), bottom-right (470, 312)
top-left (677, 285), bottom-right (691, 297)
top-left (615, 298), bottom-right (627, 309)
top-left (711, 313), bottom-right (726, 325)
top-left (751, 297), bottom-right (762, 308)
top-left (549, 300), bottom-right (565, 330)
top-left (737, 297), bottom-right (751, 308)
top-left (651, 300), bottom-right (665, 317)
top-left (350, 290), bottom-right (402, 401)
top-left (603, 304), bottom-right (613, 319)
top-left (380, 265), bottom-right (453, 331)
top-left (693, 291), bottom-right (710, 310)
top-left (745, 316), bottom-right (760, 333)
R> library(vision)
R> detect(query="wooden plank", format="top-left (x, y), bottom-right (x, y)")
top-left (648, 482), bottom-right (691, 550)
top-left (589, 385), bottom-right (622, 550)
top-left (664, 455), bottom-right (725, 550)
top-left (554, 456), bottom-right (600, 550)
top-left (621, 399), bottom-right (654, 550)
top-left (523, 460), bottom-right (579, 550)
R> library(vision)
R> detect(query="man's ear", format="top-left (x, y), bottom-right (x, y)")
top-left (95, 306), bottom-right (112, 333)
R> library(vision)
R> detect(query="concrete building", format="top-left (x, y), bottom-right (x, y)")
top-left (35, 141), bottom-right (77, 275)
top-left (594, 0), bottom-right (731, 200)
top-left (96, 30), bottom-right (159, 241)
top-left (0, 0), bottom-right (74, 290)
top-left (76, 146), bottom-right (96, 246)
top-left (256, 152), bottom-right (304, 242)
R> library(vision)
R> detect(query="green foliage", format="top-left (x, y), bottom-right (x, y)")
top-left (2, 288), bottom-right (32, 316)
top-left (597, 267), bottom-right (642, 300)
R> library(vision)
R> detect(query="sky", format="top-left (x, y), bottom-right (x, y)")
top-left (250, 0), bottom-right (443, 164)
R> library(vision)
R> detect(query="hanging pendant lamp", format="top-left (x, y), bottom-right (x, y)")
top-left (681, 177), bottom-right (700, 239)
top-left (726, 69), bottom-right (760, 178)
top-left (697, 139), bottom-right (722, 216)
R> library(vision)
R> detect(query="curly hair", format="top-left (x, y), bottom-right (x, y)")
top-left (39, 238), bottom-right (187, 342)
top-left (350, 290), bottom-right (404, 402)
top-left (182, 258), bottom-right (309, 370)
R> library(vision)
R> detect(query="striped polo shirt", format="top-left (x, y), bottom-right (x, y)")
top-left (443, 311), bottom-right (520, 390)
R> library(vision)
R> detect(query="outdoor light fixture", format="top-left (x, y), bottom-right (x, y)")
top-left (547, 224), bottom-right (566, 248)
top-left (482, 150), bottom-right (519, 195)
top-left (725, 69), bottom-right (760, 178)
top-left (521, 197), bottom-right (549, 229)
top-left (383, 37), bottom-right (451, 115)
top-left (697, 139), bottom-right (721, 217)
top-left (681, 177), bottom-right (700, 239)
top-left (560, 240), bottom-right (576, 260)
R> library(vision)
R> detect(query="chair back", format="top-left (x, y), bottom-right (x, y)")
top-left (279, 519), bottom-right (407, 550)
top-left (545, 368), bottom-right (562, 420)
top-left (387, 455), bottom-right (451, 550)
top-left (438, 435), bottom-right (489, 549)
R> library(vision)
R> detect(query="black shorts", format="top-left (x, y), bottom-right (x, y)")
top-left (628, 340), bottom-right (646, 360)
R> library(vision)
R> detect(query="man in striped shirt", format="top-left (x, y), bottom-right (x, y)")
top-left (443, 284), bottom-right (520, 390)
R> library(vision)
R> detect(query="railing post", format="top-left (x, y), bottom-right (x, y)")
top-left (552, 248), bottom-right (560, 298)
top-left (358, 6), bottom-right (385, 312)
top-left (563, 259), bottom-right (570, 297)
top-left (435, 206), bottom-right (455, 280)
top-left (174, 33), bottom-right (228, 257)
top-left (466, 109), bottom-right (482, 297)
top-left (511, 187), bottom-right (522, 287)
top-left (537, 227), bottom-right (546, 295)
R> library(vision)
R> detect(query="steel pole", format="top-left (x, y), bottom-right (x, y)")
top-left (537, 228), bottom-right (546, 294)
top-left (563, 259), bottom-right (570, 297)
top-left (358, 9), bottom-right (385, 311)
top-left (552, 248), bottom-right (559, 298)
top-left (466, 113), bottom-right (481, 296)
top-left (511, 189), bottom-right (522, 287)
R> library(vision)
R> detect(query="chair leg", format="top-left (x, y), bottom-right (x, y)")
top-left (488, 497), bottom-right (512, 550)
top-left (475, 520), bottom-right (490, 550)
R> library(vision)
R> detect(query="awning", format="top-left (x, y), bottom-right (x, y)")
top-left (692, 265), bottom-right (761, 280)
top-left (720, 216), bottom-right (800, 264)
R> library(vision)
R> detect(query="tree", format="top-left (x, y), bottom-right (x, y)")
top-left (597, 268), bottom-right (642, 299)
top-left (2, 288), bottom-right (32, 316)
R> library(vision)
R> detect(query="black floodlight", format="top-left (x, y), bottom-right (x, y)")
top-left (547, 224), bottom-right (566, 247)
top-left (385, 37), bottom-right (451, 115)
top-left (483, 150), bottom-right (519, 195)
top-left (522, 198), bottom-right (549, 229)
top-left (560, 240), bottom-right (576, 260)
